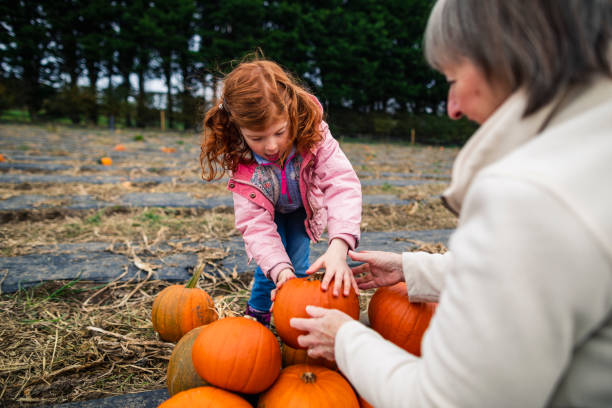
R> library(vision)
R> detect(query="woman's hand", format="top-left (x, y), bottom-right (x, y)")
top-left (290, 305), bottom-right (353, 361)
top-left (349, 250), bottom-right (404, 289)
top-left (306, 238), bottom-right (358, 297)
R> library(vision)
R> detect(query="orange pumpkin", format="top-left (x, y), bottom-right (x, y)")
top-left (0, 153), bottom-right (5, 162)
top-left (368, 282), bottom-right (436, 356)
top-left (99, 157), bottom-right (112, 166)
top-left (273, 275), bottom-right (360, 349)
top-left (152, 266), bottom-right (218, 343)
top-left (257, 364), bottom-right (359, 408)
top-left (192, 316), bottom-right (281, 394)
top-left (159, 386), bottom-right (251, 408)
top-left (282, 342), bottom-right (337, 370)
top-left (167, 326), bottom-right (208, 396)
top-left (113, 144), bottom-right (126, 151)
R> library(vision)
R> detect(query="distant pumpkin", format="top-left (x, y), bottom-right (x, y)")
top-left (0, 153), bottom-right (5, 162)
top-left (161, 146), bottom-right (177, 153)
top-left (113, 144), bottom-right (126, 151)
top-left (99, 157), bottom-right (112, 166)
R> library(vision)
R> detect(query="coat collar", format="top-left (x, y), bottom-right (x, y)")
top-left (442, 88), bottom-right (563, 215)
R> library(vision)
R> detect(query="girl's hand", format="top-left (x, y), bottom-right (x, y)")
top-left (348, 250), bottom-right (404, 290)
top-left (306, 238), bottom-right (358, 297)
top-left (290, 305), bottom-right (353, 361)
top-left (270, 269), bottom-right (296, 302)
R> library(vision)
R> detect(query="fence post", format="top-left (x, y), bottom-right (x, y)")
top-left (410, 128), bottom-right (415, 145)
top-left (160, 110), bottom-right (166, 131)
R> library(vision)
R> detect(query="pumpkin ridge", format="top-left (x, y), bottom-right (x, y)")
top-left (173, 286), bottom-right (186, 341)
top-left (241, 320), bottom-right (262, 391)
top-left (222, 321), bottom-right (241, 389)
top-left (162, 287), bottom-right (177, 340)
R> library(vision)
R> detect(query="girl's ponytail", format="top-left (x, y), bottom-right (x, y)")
top-left (200, 99), bottom-right (251, 181)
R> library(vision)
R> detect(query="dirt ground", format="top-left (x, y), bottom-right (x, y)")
top-left (0, 123), bottom-right (459, 406)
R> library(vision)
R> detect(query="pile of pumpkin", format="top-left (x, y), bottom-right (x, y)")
top-left (152, 267), bottom-right (436, 407)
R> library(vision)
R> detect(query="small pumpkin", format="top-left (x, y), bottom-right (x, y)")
top-left (0, 153), bottom-right (5, 162)
top-left (282, 342), bottom-right (337, 370)
top-left (273, 275), bottom-right (360, 349)
top-left (192, 316), bottom-right (281, 394)
top-left (113, 144), bottom-right (126, 151)
top-left (152, 265), bottom-right (218, 343)
top-left (159, 386), bottom-right (251, 408)
top-left (167, 326), bottom-right (208, 396)
top-left (99, 157), bottom-right (112, 165)
top-left (368, 282), bottom-right (436, 356)
top-left (257, 364), bottom-right (359, 408)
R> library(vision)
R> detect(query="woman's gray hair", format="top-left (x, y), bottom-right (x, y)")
top-left (424, 0), bottom-right (612, 116)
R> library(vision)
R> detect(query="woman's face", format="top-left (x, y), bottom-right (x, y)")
top-left (442, 59), bottom-right (511, 124)
top-left (240, 119), bottom-right (290, 163)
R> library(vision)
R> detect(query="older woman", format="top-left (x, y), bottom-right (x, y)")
top-left (290, 0), bottom-right (612, 406)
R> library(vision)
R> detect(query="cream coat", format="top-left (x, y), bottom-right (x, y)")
top-left (336, 74), bottom-right (612, 407)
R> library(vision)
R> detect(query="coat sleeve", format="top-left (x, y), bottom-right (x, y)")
top-left (402, 251), bottom-right (452, 302)
top-left (335, 175), bottom-right (611, 407)
top-left (233, 193), bottom-right (292, 280)
top-left (312, 125), bottom-right (362, 248)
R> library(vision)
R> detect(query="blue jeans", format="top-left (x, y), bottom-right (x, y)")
top-left (248, 207), bottom-right (310, 312)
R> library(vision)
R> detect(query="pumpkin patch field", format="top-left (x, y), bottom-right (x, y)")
top-left (0, 124), bottom-right (456, 407)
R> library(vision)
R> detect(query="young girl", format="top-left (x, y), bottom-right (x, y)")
top-left (200, 59), bottom-right (362, 326)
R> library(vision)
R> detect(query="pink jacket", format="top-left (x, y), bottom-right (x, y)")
top-left (228, 121), bottom-right (362, 283)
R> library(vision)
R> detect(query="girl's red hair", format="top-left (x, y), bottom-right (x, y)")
top-left (200, 59), bottom-right (323, 181)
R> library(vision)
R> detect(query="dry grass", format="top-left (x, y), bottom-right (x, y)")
top-left (1, 181), bottom-right (454, 257)
top-left (0, 207), bottom-right (236, 257)
top-left (0, 182), bottom-right (228, 202)
top-left (0, 247), bottom-right (254, 407)
top-left (362, 201), bottom-right (457, 232)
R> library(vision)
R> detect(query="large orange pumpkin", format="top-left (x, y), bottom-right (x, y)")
top-left (368, 282), bottom-right (436, 356)
top-left (159, 386), bottom-right (251, 408)
top-left (167, 326), bottom-right (208, 396)
top-left (257, 364), bottom-right (359, 408)
top-left (152, 266), bottom-right (218, 343)
top-left (273, 275), bottom-right (360, 349)
top-left (192, 316), bottom-right (281, 394)
top-left (282, 342), bottom-right (337, 370)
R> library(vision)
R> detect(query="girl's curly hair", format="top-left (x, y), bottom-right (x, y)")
top-left (200, 58), bottom-right (323, 181)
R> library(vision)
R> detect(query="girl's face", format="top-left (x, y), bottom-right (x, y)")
top-left (240, 119), bottom-right (290, 163)
top-left (443, 58), bottom-right (511, 125)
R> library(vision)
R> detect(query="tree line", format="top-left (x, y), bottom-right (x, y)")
top-left (0, 0), bottom-right (472, 142)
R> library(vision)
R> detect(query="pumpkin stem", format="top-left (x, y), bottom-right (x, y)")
top-left (186, 263), bottom-right (204, 288)
top-left (301, 372), bottom-right (317, 383)
top-left (307, 272), bottom-right (324, 282)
